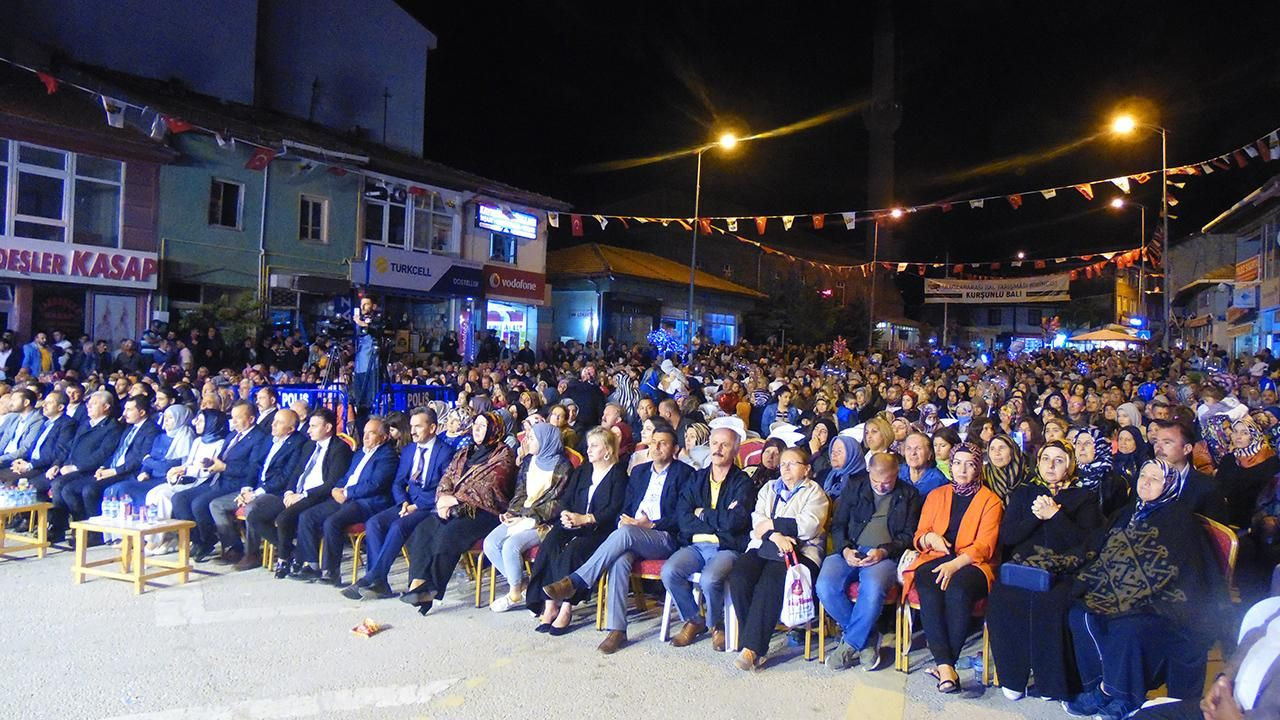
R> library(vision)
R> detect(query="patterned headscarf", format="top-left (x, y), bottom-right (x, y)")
top-left (1030, 439), bottom-right (1078, 494)
top-left (1076, 426), bottom-right (1113, 489)
top-left (685, 422), bottom-right (711, 448)
top-left (1131, 459), bottom-right (1184, 524)
top-left (985, 433), bottom-right (1033, 501)
top-left (949, 442), bottom-right (985, 497)
top-left (1231, 417), bottom-right (1275, 468)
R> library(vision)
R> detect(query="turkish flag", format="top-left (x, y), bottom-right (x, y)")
top-left (570, 214), bottom-right (584, 237)
top-left (812, 214), bottom-right (825, 230)
top-left (244, 147), bottom-right (277, 171)
top-left (755, 217), bottom-right (767, 235)
top-left (699, 218), bottom-right (711, 236)
top-left (36, 71), bottom-right (58, 95)
top-left (1007, 194), bottom-right (1023, 210)
top-left (163, 116), bottom-right (194, 134)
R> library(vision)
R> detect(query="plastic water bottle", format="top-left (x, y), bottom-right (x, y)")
top-left (121, 497), bottom-right (133, 525)
top-left (146, 504), bottom-right (158, 524)
top-left (104, 492), bottom-right (117, 520)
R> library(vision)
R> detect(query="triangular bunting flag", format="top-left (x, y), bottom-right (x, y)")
top-left (149, 114), bottom-right (167, 140)
top-left (953, 264), bottom-right (964, 274)
top-left (676, 219), bottom-right (692, 231)
top-left (1075, 184), bottom-right (1094, 200)
top-left (698, 218), bottom-right (711, 236)
top-left (1040, 189), bottom-right (1057, 200)
top-left (940, 203), bottom-right (953, 213)
top-left (547, 212), bottom-right (559, 228)
top-left (1007, 194), bottom-right (1023, 209)
top-left (1201, 163), bottom-right (1214, 174)
top-left (101, 95), bottom-right (126, 128)
top-left (1212, 156), bottom-right (1231, 170)
top-left (756, 217), bottom-right (767, 235)
top-left (896, 263), bottom-right (908, 273)
top-left (727, 218), bottom-right (738, 232)
top-left (216, 132), bottom-right (233, 149)
top-left (991, 262), bottom-right (1001, 270)
top-left (570, 214), bottom-right (584, 237)
top-left (1011, 261), bottom-right (1023, 268)
top-left (812, 214), bottom-right (825, 230)
top-left (1245, 145), bottom-right (1260, 159)
top-left (619, 218), bottom-right (630, 230)
top-left (1132, 173), bottom-right (1151, 184)
top-left (1070, 270), bottom-right (1079, 280)
top-left (841, 212), bottom-right (856, 230)
top-left (35, 71), bottom-right (58, 95)
top-left (1267, 131), bottom-right (1279, 161)
top-left (1034, 260), bottom-right (1047, 269)
top-left (969, 199), bottom-right (985, 209)
top-left (781, 215), bottom-right (795, 231)
top-left (244, 146), bottom-right (277, 171)
top-left (594, 215), bottom-right (609, 230)
top-left (1234, 149), bottom-right (1250, 168)
top-left (917, 265), bottom-right (925, 276)
top-left (163, 116), bottom-right (194, 134)
top-left (1167, 194), bottom-right (1179, 207)
top-left (1109, 177), bottom-right (1131, 194)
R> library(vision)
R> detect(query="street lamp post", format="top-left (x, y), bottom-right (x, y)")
top-left (1111, 115), bottom-right (1170, 349)
top-left (1110, 198), bottom-right (1146, 322)
top-left (687, 132), bottom-right (737, 349)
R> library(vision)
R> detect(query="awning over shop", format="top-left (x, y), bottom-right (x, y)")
top-left (1069, 329), bottom-right (1145, 342)
top-left (547, 243), bottom-right (766, 298)
top-left (1228, 323), bottom-right (1256, 338)
top-left (1185, 314), bottom-right (1211, 328)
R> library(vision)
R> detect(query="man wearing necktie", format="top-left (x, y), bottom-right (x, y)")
top-left (58, 395), bottom-right (156, 544)
top-left (226, 409), bottom-right (305, 570)
top-left (293, 417), bottom-right (398, 585)
top-left (173, 401), bottom-right (267, 563)
top-left (341, 407), bottom-right (454, 599)
top-left (0, 391), bottom-right (75, 491)
top-left (0, 389), bottom-right (46, 466)
top-left (47, 391), bottom-right (121, 543)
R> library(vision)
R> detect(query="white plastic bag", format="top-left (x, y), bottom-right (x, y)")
top-left (779, 552), bottom-right (815, 628)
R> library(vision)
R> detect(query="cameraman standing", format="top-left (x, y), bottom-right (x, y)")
top-left (352, 295), bottom-right (384, 421)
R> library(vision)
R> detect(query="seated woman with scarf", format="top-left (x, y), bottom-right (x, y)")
top-left (401, 411), bottom-right (517, 615)
top-left (727, 445), bottom-right (830, 671)
top-left (1064, 459), bottom-right (1230, 720)
top-left (987, 440), bottom-right (1105, 702)
top-left (678, 421), bottom-right (711, 470)
top-left (1112, 426), bottom-right (1150, 495)
top-left (483, 423), bottom-right (573, 613)
top-left (821, 435), bottom-right (867, 501)
top-left (1214, 417), bottom-right (1279, 529)
top-left (902, 442), bottom-right (1004, 694)
top-left (932, 426), bottom-right (962, 481)
top-left (983, 433), bottom-right (1033, 504)
top-left (806, 419), bottom-right (836, 482)
top-left (745, 438), bottom-right (787, 511)
top-left (1072, 426), bottom-right (1130, 517)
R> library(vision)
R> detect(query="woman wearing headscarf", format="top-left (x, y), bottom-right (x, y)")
top-left (482, 422), bottom-right (573, 613)
top-left (1215, 417), bottom-right (1280, 528)
top-left (440, 406), bottom-right (475, 451)
top-left (984, 433), bottom-right (1032, 503)
top-left (987, 440), bottom-right (1105, 702)
top-left (1072, 426), bottom-right (1129, 516)
top-left (822, 435), bottom-right (868, 500)
top-left (106, 404), bottom-right (196, 509)
top-left (678, 421), bottom-right (712, 470)
top-left (806, 419), bottom-right (837, 482)
top-left (889, 416), bottom-right (912, 455)
top-left (528, 426), bottom-right (628, 634)
top-left (400, 411), bottom-right (517, 615)
top-left (607, 416), bottom-right (636, 461)
top-left (1114, 402), bottom-right (1144, 434)
top-left (1112, 425), bottom-right (1150, 493)
top-left (1063, 460), bottom-right (1230, 720)
top-left (902, 442), bottom-right (1004, 693)
top-left (747, 438), bottom-right (787, 504)
top-left (144, 408), bottom-right (227, 553)
top-left (932, 426), bottom-right (962, 481)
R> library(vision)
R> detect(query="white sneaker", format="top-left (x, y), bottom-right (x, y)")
top-left (1002, 687), bottom-right (1026, 701)
top-left (490, 593), bottom-right (523, 613)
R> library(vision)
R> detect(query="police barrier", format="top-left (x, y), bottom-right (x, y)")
top-left (254, 384), bottom-right (352, 434)
top-left (375, 384), bottom-right (458, 414)
top-left (255, 384), bottom-right (457, 430)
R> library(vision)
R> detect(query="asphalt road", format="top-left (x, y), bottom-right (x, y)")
top-left (1, 543), bottom-right (1082, 720)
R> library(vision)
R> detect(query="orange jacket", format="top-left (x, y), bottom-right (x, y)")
top-left (902, 484), bottom-right (1004, 597)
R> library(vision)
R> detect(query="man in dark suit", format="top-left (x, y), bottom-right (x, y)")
top-left (246, 407), bottom-right (353, 578)
top-left (74, 395), bottom-right (161, 518)
top-left (47, 391), bottom-right (122, 543)
top-left (254, 385), bottom-right (280, 431)
top-left (1151, 418), bottom-right (1228, 522)
top-left (0, 337), bottom-right (21, 381)
top-left (64, 383), bottom-right (88, 428)
top-left (541, 423), bottom-right (692, 653)
top-left (0, 390), bottom-right (76, 488)
top-left (294, 417), bottom-right (398, 584)
top-left (227, 409), bottom-right (306, 570)
top-left (341, 407), bottom-right (454, 599)
top-left (0, 389), bottom-right (45, 466)
top-left (660, 426), bottom-right (752, 652)
top-left (175, 401), bottom-right (268, 562)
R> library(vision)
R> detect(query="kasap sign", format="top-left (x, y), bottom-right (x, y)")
top-left (925, 273), bottom-right (1071, 304)
top-left (353, 245), bottom-right (483, 297)
top-left (483, 264), bottom-right (545, 304)
top-left (0, 237), bottom-right (158, 289)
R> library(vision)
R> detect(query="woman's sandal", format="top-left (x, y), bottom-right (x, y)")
top-left (925, 667), bottom-right (961, 694)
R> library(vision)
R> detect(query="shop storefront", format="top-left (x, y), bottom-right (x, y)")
top-left (351, 244), bottom-right (483, 361)
top-left (482, 263), bottom-right (546, 354)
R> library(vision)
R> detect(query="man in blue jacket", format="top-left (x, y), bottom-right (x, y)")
top-left (0, 391), bottom-right (76, 489)
top-left (661, 426), bottom-right (752, 652)
top-left (217, 409), bottom-right (306, 569)
top-left (294, 416), bottom-right (398, 585)
top-left (542, 422), bottom-right (692, 654)
top-left (47, 391), bottom-right (122, 543)
top-left (0, 389), bottom-right (46, 466)
top-left (176, 401), bottom-right (268, 562)
top-left (342, 407), bottom-right (454, 600)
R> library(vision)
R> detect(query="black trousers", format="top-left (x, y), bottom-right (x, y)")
top-left (247, 492), bottom-right (329, 562)
top-left (913, 556), bottom-right (988, 666)
top-left (986, 578), bottom-right (1079, 699)
top-left (1128, 700), bottom-right (1202, 720)
top-left (296, 499), bottom-right (371, 572)
top-left (728, 550), bottom-right (819, 656)
top-left (405, 510), bottom-right (499, 596)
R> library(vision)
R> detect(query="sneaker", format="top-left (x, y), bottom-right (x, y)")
top-left (1001, 687), bottom-right (1026, 701)
top-left (357, 582), bottom-right (394, 600)
top-left (1062, 687), bottom-right (1107, 717)
top-left (860, 630), bottom-right (890, 671)
top-left (1092, 697), bottom-right (1132, 720)
top-left (490, 593), bottom-right (523, 613)
top-left (825, 641), bottom-right (857, 670)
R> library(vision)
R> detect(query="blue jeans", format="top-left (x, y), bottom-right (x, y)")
top-left (660, 542), bottom-right (738, 629)
top-left (482, 522), bottom-right (542, 587)
top-left (814, 552), bottom-right (898, 651)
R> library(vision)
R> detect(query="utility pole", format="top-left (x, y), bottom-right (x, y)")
top-left (942, 250), bottom-right (950, 348)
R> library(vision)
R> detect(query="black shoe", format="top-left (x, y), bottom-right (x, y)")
top-left (290, 564), bottom-right (320, 582)
top-left (548, 623), bottom-right (572, 637)
top-left (317, 571), bottom-right (341, 586)
top-left (192, 544), bottom-right (216, 563)
top-left (339, 584), bottom-right (364, 600)
top-left (358, 581), bottom-right (394, 600)
top-left (273, 559), bottom-right (291, 579)
top-left (399, 589), bottom-right (435, 606)
top-left (49, 532), bottom-right (67, 545)
top-left (416, 601), bottom-right (434, 616)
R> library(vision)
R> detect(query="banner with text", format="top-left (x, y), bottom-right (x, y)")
top-left (0, 237), bottom-right (158, 289)
top-left (924, 273), bottom-right (1071, 304)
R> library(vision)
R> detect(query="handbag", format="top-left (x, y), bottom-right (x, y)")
top-left (896, 549), bottom-right (919, 584)
top-left (779, 551), bottom-right (815, 628)
top-left (999, 563), bottom-right (1051, 592)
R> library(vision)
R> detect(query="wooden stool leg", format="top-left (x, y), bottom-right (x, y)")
top-left (473, 553), bottom-right (484, 608)
top-left (133, 533), bottom-right (146, 594)
top-left (177, 528), bottom-right (191, 583)
top-left (350, 534), bottom-right (363, 586)
top-left (596, 575), bottom-right (606, 630)
top-left (488, 565), bottom-right (496, 606)
top-left (73, 527), bottom-right (87, 584)
top-left (819, 602), bottom-right (827, 664)
top-left (35, 508), bottom-right (47, 559)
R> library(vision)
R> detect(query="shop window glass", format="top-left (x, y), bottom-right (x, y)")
top-left (17, 171), bottom-right (63, 219)
top-left (208, 179), bottom-right (243, 229)
top-left (300, 195), bottom-right (327, 244)
top-left (73, 178), bottom-right (120, 247)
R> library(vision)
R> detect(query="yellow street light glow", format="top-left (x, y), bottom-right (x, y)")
top-left (1017, 251), bottom-right (1026, 259)
top-left (889, 208), bottom-right (904, 219)
top-left (718, 132), bottom-right (738, 151)
top-left (1111, 115), bottom-right (1136, 134)
top-left (1110, 197), bottom-right (1126, 208)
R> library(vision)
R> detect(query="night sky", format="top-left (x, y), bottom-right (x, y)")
top-left (408, 1), bottom-right (1280, 268)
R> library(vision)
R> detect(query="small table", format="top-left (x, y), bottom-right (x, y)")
top-left (0, 501), bottom-right (53, 559)
top-left (69, 517), bottom-right (196, 594)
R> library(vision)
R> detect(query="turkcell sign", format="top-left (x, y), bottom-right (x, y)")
top-left (0, 237), bottom-right (159, 289)
top-left (476, 203), bottom-right (538, 240)
top-left (354, 244), bottom-right (483, 297)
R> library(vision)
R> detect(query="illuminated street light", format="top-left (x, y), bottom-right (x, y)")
top-left (688, 131), bottom-right (746, 347)
top-left (1110, 197), bottom-right (1126, 209)
top-left (718, 132), bottom-right (738, 151)
top-left (889, 207), bottom-right (904, 219)
top-left (1016, 251), bottom-right (1026, 259)
top-left (1108, 110), bottom-right (1170, 349)
top-left (1111, 114), bottom-right (1136, 135)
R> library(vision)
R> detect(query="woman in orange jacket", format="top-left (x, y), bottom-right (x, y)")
top-left (902, 441), bottom-right (1004, 693)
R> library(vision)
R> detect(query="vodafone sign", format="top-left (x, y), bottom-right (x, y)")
top-left (483, 264), bottom-right (546, 304)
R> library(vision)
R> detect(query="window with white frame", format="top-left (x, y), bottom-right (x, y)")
top-left (208, 179), bottom-right (243, 229)
top-left (5, 140), bottom-right (123, 247)
top-left (488, 232), bottom-right (518, 264)
top-left (299, 194), bottom-right (328, 244)
top-left (362, 180), bottom-right (456, 254)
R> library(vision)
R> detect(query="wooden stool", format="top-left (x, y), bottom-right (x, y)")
top-left (69, 517), bottom-right (197, 594)
top-left (0, 501), bottom-right (53, 559)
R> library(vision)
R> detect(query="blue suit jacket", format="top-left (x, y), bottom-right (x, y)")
top-left (211, 426), bottom-right (269, 490)
top-left (27, 414), bottom-right (76, 471)
top-left (106, 420), bottom-right (162, 477)
top-left (64, 418), bottom-right (123, 473)
top-left (251, 432), bottom-right (306, 496)
top-left (340, 443), bottom-right (398, 513)
top-left (0, 411), bottom-right (45, 464)
top-left (624, 460), bottom-right (695, 535)
top-left (392, 439), bottom-right (457, 509)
